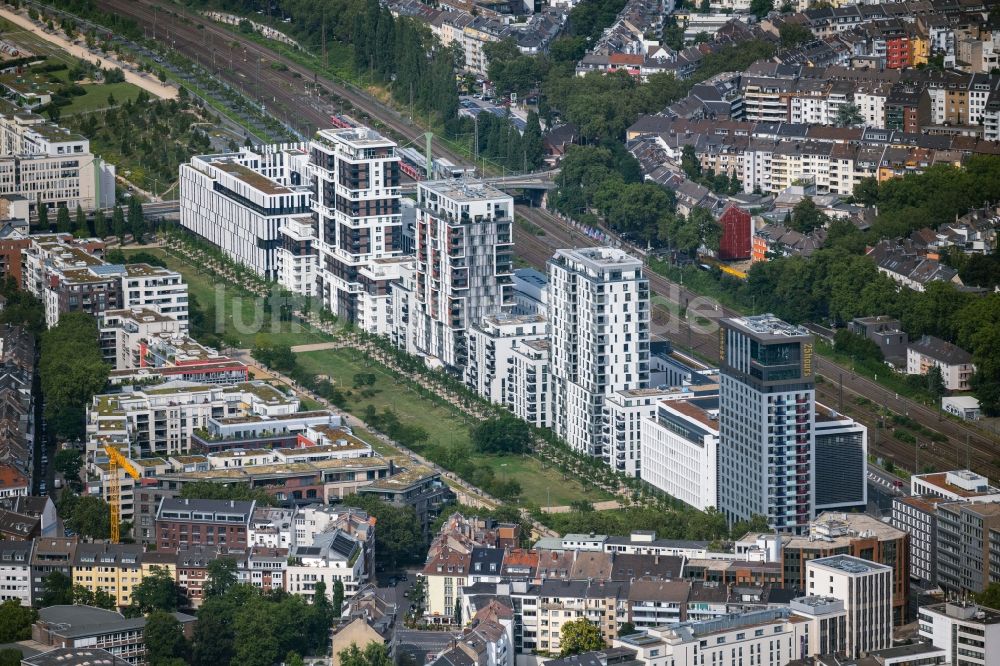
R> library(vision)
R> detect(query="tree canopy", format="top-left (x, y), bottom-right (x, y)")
top-left (40, 312), bottom-right (109, 441)
top-left (40, 571), bottom-right (73, 607)
top-left (145, 610), bottom-right (188, 666)
top-left (339, 642), bottom-right (393, 666)
top-left (560, 619), bottom-right (606, 656)
top-left (59, 493), bottom-right (111, 540)
top-left (342, 493), bottom-right (423, 570)
top-left (0, 599), bottom-right (37, 642)
top-left (129, 566), bottom-right (184, 616)
top-left (472, 416), bottom-right (533, 455)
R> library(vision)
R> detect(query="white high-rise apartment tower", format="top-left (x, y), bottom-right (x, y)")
top-left (548, 248), bottom-right (650, 458)
top-left (311, 128), bottom-right (404, 334)
top-left (412, 180), bottom-right (514, 369)
top-left (718, 314), bottom-right (815, 534)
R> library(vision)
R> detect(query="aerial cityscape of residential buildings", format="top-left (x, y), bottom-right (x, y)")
top-left (3, 0), bottom-right (1000, 663)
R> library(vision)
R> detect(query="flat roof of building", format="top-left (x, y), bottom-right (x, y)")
top-left (212, 159), bottom-right (298, 196)
top-left (318, 126), bottom-right (396, 147)
top-left (419, 178), bottom-right (509, 202)
top-left (724, 314), bottom-right (810, 339)
top-left (809, 554), bottom-right (890, 574)
top-left (662, 399), bottom-right (719, 430)
top-left (922, 601), bottom-right (1000, 624)
top-left (915, 471), bottom-right (1000, 498)
top-left (363, 465), bottom-right (438, 491)
top-left (482, 313), bottom-right (546, 327)
top-left (554, 246), bottom-right (642, 269)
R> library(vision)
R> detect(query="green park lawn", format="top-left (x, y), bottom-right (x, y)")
top-left (121, 247), bottom-right (330, 348)
top-left (62, 80), bottom-right (143, 114)
top-left (122, 248), bottom-right (610, 507)
top-left (295, 348), bottom-right (611, 507)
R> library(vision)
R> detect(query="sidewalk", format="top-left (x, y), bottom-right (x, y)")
top-left (0, 7), bottom-right (177, 100)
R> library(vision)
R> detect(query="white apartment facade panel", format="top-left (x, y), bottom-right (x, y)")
top-left (466, 314), bottom-right (547, 405)
top-left (179, 146), bottom-right (312, 283)
top-left (548, 248), bottom-right (650, 459)
top-left (641, 399), bottom-right (719, 511)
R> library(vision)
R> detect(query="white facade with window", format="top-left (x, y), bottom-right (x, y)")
top-left (466, 313), bottom-right (547, 405)
top-left (179, 145), bottom-right (312, 285)
top-left (603, 388), bottom-right (672, 478)
top-left (806, 555), bottom-right (892, 658)
top-left (641, 399), bottom-right (719, 511)
top-left (918, 601), bottom-right (1000, 666)
top-left (549, 248), bottom-right (650, 459)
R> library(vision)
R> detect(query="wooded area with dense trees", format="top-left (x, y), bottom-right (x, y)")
top-left (39, 312), bottom-right (109, 440)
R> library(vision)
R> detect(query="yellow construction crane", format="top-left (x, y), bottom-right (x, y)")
top-left (104, 445), bottom-right (142, 544)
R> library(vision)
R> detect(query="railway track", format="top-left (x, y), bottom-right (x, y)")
top-left (516, 205), bottom-right (1000, 481)
top-left (90, 0), bottom-right (472, 166)
top-left (43, 0), bottom-right (1000, 478)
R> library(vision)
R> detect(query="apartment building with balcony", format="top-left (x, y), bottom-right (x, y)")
top-left (276, 217), bottom-right (318, 297)
top-left (412, 180), bottom-right (514, 370)
top-left (549, 248), bottom-right (650, 459)
top-left (179, 145), bottom-right (313, 285)
top-left (119, 264), bottom-right (189, 331)
top-left (22, 237), bottom-right (188, 328)
top-left (87, 380), bottom-right (299, 458)
top-left (465, 313), bottom-right (547, 405)
top-left (311, 128), bottom-right (404, 334)
top-left (717, 315), bottom-right (815, 534)
top-left (602, 388), bottom-right (674, 478)
top-left (906, 335), bottom-right (976, 391)
top-left (506, 338), bottom-right (552, 428)
top-left (286, 529), bottom-right (365, 600)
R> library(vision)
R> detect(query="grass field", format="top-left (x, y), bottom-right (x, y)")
top-left (121, 247), bottom-right (331, 348)
top-left (295, 348), bottom-right (611, 507)
top-left (121, 247), bottom-right (609, 507)
top-left (0, 19), bottom-right (144, 115)
top-left (61, 81), bottom-right (143, 114)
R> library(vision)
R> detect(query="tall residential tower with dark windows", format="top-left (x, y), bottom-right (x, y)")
top-left (310, 127), bottom-right (405, 335)
top-left (718, 314), bottom-right (815, 534)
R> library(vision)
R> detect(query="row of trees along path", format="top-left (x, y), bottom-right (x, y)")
top-left (163, 234), bottom-right (662, 513)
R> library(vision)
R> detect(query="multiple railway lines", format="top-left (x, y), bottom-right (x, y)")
top-left (77, 0), bottom-right (1000, 480)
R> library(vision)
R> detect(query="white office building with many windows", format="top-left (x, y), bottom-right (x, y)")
top-left (806, 555), bottom-right (893, 658)
top-left (179, 145), bottom-right (313, 284)
top-left (641, 397), bottom-right (719, 511)
top-left (919, 601), bottom-right (1000, 666)
top-left (548, 248), bottom-right (650, 459)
